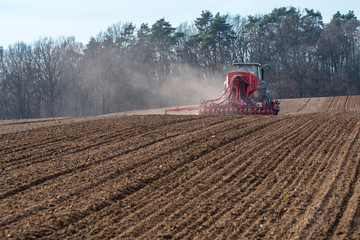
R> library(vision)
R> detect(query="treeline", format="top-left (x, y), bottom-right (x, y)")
top-left (0, 7), bottom-right (359, 119)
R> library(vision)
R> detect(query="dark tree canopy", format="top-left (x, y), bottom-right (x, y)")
top-left (0, 7), bottom-right (359, 119)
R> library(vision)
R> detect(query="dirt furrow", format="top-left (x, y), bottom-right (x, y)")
top-left (0, 115), bottom-right (201, 167)
top-left (202, 116), bottom-right (335, 239)
top-left (0, 116), bottom-right (249, 236)
top-left (344, 95), bottom-right (350, 112)
top-left (347, 95), bottom-right (360, 112)
top-left (168, 117), bottom-right (324, 239)
top-left (296, 98), bottom-right (311, 113)
top-left (45, 116), bottom-right (282, 239)
top-left (326, 97), bottom-right (336, 112)
top-left (264, 116), bottom-right (356, 239)
top-left (291, 118), bottom-right (357, 239)
top-left (114, 115), bottom-right (324, 239)
top-left (347, 175), bottom-right (360, 240)
top-left (250, 116), bottom-right (358, 240)
top-left (112, 117), bottom-right (299, 239)
top-left (1, 96), bottom-right (360, 239)
top-left (309, 123), bottom-right (360, 239)
top-left (0, 117), bottom-right (116, 155)
top-left (0, 116), bottom-right (224, 196)
top-left (226, 117), bottom-right (343, 239)
top-left (0, 117), bottom-right (234, 217)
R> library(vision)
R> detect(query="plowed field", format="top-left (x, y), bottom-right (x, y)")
top-left (1, 96), bottom-right (360, 239)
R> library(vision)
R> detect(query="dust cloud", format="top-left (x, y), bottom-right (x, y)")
top-left (155, 64), bottom-right (225, 108)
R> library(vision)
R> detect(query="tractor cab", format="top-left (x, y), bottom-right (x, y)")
top-left (232, 63), bottom-right (262, 80)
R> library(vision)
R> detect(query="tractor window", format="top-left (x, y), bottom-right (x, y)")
top-left (234, 65), bottom-right (260, 79)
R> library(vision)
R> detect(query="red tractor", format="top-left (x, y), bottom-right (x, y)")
top-left (167, 62), bottom-right (280, 115)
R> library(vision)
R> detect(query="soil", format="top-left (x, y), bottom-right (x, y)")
top-left (1, 95), bottom-right (360, 239)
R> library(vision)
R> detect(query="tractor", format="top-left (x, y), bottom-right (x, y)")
top-left (166, 62), bottom-right (280, 115)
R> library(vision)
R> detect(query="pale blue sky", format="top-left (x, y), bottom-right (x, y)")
top-left (1, 0), bottom-right (358, 47)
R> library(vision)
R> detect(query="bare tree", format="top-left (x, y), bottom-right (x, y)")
top-left (33, 37), bottom-right (70, 117)
top-left (2, 42), bottom-right (35, 118)
top-left (0, 46), bottom-right (7, 119)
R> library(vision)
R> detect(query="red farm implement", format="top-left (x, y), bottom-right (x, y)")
top-left (166, 62), bottom-right (280, 115)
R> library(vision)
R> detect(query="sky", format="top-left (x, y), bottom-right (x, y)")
top-left (1, 0), bottom-right (359, 48)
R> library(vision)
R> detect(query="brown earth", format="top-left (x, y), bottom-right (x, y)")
top-left (1, 95), bottom-right (360, 239)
